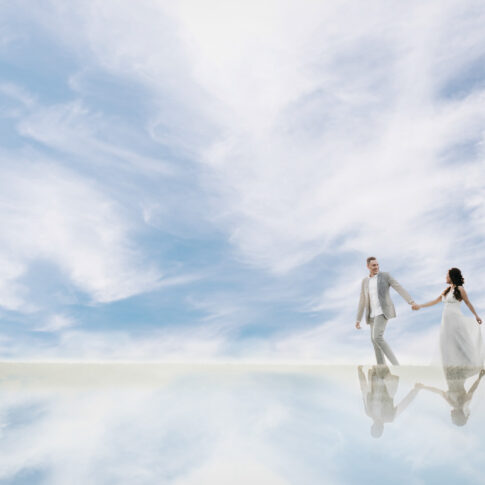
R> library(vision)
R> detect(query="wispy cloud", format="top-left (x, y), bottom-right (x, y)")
top-left (0, 158), bottom-right (162, 307)
top-left (34, 314), bottom-right (77, 332)
top-left (0, 0), bottom-right (484, 362)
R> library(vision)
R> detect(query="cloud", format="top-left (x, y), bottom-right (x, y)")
top-left (0, 157), bottom-right (162, 308)
top-left (1, 0), bottom-right (485, 363)
top-left (16, 99), bottom-right (177, 177)
top-left (0, 82), bottom-right (35, 108)
top-left (172, 457), bottom-right (292, 485)
top-left (34, 314), bottom-right (77, 332)
top-left (0, 325), bottom-right (227, 361)
top-left (29, 0), bottom-right (481, 279)
top-left (187, 6), bottom-right (485, 275)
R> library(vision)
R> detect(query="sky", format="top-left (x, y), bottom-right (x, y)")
top-left (1, 0), bottom-right (485, 362)
top-left (1, 365), bottom-right (484, 484)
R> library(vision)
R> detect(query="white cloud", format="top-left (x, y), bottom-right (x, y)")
top-left (0, 258), bottom-right (27, 310)
top-left (35, 314), bottom-right (77, 332)
top-left (1, 0), bottom-right (485, 363)
top-left (0, 325), bottom-right (227, 361)
top-left (15, 99), bottom-right (176, 177)
top-left (0, 158), bottom-right (161, 308)
top-left (0, 82), bottom-right (35, 108)
top-left (15, 1), bottom-right (485, 278)
top-left (172, 456), bottom-right (292, 485)
top-left (29, 0), bottom-right (481, 279)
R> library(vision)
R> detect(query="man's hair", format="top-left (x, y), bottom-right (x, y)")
top-left (367, 256), bottom-right (377, 265)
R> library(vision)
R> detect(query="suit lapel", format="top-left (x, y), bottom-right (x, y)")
top-left (377, 272), bottom-right (385, 301)
top-left (364, 277), bottom-right (371, 315)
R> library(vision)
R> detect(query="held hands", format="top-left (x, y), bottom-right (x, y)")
top-left (411, 303), bottom-right (420, 311)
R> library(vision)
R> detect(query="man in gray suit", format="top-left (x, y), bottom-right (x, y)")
top-left (356, 257), bottom-right (417, 365)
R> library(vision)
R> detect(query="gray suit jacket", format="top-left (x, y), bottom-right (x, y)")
top-left (356, 272), bottom-right (414, 324)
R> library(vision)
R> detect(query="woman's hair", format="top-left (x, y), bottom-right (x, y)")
top-left (451, 408), bottom-right (468, 427)
top-left (443, 267), bottom-right (465, 301)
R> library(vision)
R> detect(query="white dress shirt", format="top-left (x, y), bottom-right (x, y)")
top-left (368, 273), bottom-right (384, 318)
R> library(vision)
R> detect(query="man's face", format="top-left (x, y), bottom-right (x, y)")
top-left (367, 259), bottom-right (379, 275)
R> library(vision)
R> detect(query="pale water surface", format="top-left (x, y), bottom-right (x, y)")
top-left (0, 363), bottom-right (484, 485)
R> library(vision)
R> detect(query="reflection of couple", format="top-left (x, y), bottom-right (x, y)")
top-left (358, 365), bottom-right (485, 436)
top-left (355, 257), bottom-right (484, 369)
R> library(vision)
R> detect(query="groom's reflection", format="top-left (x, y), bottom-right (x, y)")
top-left (358, 365), bottom-right (421, 438)
top-left (418, 367), bottom-right (485, 427)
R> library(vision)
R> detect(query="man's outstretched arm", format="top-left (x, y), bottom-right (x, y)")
top-left (395, 386), bottom-right (421, 417)
top-left (388, 273), bottom-right (415, 305)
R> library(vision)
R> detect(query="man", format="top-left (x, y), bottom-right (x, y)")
top-left (355, 257), bottom-right (418, 365)
top-left (358, 365), bottom-right (421, 438)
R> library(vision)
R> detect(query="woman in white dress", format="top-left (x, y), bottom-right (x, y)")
top-left (414, 268), bottom-right (483, 364)
top-left (414, 267), bottom-right (483, 369)
top-left (414, 268), bottom-right (484, 426)
top-left (416, 369), bottom-right (485, 426)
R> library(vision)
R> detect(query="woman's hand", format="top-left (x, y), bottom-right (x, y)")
top-left (476, 315), bottom-right (482, 325)
top-left (412, 303), bottom-right (421, 311)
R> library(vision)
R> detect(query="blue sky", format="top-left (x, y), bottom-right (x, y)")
top-left (1, 365), bottom-right (484, 484)
top-left (1, 0), bottom-right (485, 362)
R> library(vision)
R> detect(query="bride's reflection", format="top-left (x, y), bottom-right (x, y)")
top-left (418, 367), bottom-right (485, 426)
top-left (411, 267), bottom-right (485, 426)
top-left (358, 365), bottom-right (421, 438)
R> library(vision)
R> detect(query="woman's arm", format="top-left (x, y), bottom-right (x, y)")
top-left (414, 295), bottom-right (442, 310)
top-left (416, 384), bottom-right (451, 404)
top-left (466, 369), bottom-right (485, 401)
top-left (458, 286), bottom-right (482, 324)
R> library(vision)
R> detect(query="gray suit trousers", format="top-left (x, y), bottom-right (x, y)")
top-left (370, 315), bottom-right (399, 365)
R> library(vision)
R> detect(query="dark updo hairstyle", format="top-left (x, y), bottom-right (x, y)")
top-left (451, 408), bottom-right (468, 427)
top-left (443, 267), bottom-right (464, 301)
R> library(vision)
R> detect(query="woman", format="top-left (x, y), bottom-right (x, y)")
top-left (416, 369), bottom-right (485, 427)
top-left (414, 268), bottom-right (483, 370)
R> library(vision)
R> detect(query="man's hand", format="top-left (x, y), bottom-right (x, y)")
top-left (411, 303), bottom-right (420, 311)
top-left (355, 321), bottom-right (361, 330)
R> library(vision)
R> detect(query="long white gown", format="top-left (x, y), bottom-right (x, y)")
top-left (440, 289), bottom-right (484, 373)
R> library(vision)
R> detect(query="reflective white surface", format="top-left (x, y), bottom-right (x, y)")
top-left (0, 363), bottom-right (484, 484)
